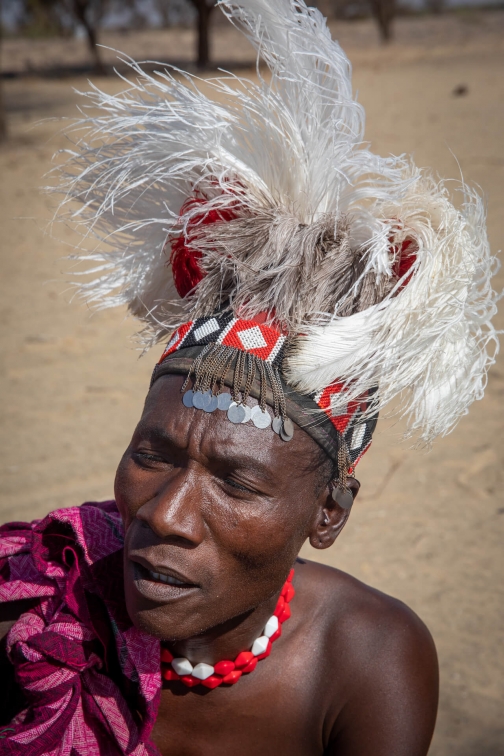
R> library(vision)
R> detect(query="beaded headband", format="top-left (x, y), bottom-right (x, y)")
top-left (150, 312), bottom-right (379, 503)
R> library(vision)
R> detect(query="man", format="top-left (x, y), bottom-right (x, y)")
top-left (0, 372), bottom-right (438, 755)
top-left (0, 0), bottom-right (498, 753)
top-left (120, 373), bottom-right (439, 755)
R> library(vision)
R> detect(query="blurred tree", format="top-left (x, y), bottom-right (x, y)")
top-left (1, 0), bottom-right (70, 38)
top-left (0, 23), bottom-right (6, 141)
top-left (328, 0), bottom-right (395, 41)
top-left (68, 0), bottom-right (108, 74)
top-left (187, 0), bottom-right (216, 68)
top-left (120, 0), bottom-right (150, 29)
top-left (155, 0), bottom-right (172, 29)
top-left (369, 0), bottom-right (395, 40)
top-left (0, 82), bottom-right (5, 140)
top-left (24, 0), bottom-right (69, 36)
top-left (11, 0), bottom-right (109, 72)
top-left (0, 87), bottom-right (5, 141)
top-left (425, 0), bottom-right (443, 13)
top-left (154, 0), bottom-right (193, 29)
top-left (330, 0), bottom-right (369, 20)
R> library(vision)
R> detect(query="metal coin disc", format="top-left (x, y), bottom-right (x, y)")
top-left (227, 402), bottom-right (246, 424)
top-left (241, 405), bottom-right (252, 423)
top-left (204, 395), bottom-right (219, 413)
top-left (280, 428), bottom-right (294, 442)
top-left (251, 405), bottom-right (272, 429)
top-left (217, 393), bottom-right (232, 411)
top-left (283, 418), bottom-right (294, 436)
top-left (280, 418), bottom-right (294, 442)
top-left (200, 390), bottom-right (214, 411)
top-left (182, 390), bottom-right (194, 408)
top-left (332, 486), bottom-right (354, 510)
top-left (192, 391), bottom-right (205, 410)
top-left (272, 416), bottom-right (283, 435)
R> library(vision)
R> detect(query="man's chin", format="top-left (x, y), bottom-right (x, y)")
top-left (126, 601), bottom-right (209, 641)
top-left (124, 587), bottom-right (257, 642)
top-left (123, 562), bottom-right (208, 636)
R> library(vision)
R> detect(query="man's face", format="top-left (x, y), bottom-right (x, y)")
top-left (115, 374), bottom-right (329, 641)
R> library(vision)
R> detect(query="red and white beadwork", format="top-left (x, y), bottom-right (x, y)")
top-left (158, 311), bottom-right (286, 368)
top-left (161, 569), bottom-right (295, 689)
top-left (156, 313), bottom-right (378, 467)
top-left (313, 383), bottom-right (378, 468)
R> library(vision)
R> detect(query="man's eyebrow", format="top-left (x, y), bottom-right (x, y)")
top-left (135, 425), bottom-right (183, 449)
top-left (209, 451), bottom-right (277, 485)
top-left (135, 424), bottom-right (278, 485)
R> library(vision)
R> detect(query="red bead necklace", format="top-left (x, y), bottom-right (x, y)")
top-left (161, 568), bottom-right (295, 689)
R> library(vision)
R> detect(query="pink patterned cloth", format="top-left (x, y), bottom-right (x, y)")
top-left (0, 501), bottom-right (162, 756)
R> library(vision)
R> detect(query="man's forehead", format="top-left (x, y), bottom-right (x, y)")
top-left (141, 375), bottom-right (321, 475)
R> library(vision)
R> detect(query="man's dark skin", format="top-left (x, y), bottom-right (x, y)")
top-left (114, 373), bottom-right (439, 756)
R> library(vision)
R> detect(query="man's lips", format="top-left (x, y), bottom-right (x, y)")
top-left (129, 554), bottom-right (198, 587)
top-left (129, 555), bottom-right (200, 601)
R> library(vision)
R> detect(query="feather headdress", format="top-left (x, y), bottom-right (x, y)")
top-left (54, 0), bottom-right (499, 450)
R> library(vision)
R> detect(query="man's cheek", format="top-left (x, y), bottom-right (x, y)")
top-left (114, 459), bottom-right (153, 523)
top-left (218, 498), bottom-right (303, 546)
top-left (223, 518), bottom-right (299, 573)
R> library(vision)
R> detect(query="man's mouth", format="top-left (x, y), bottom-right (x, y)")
top-left (147, 569), bottom-right (188, 587)
top-left (130, 559), bottom-right (200, 602)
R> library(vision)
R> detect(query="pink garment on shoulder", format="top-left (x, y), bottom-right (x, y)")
top-left (0, 501), bottom-right (162, 756)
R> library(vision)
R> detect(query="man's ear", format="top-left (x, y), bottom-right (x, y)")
top-left (308, 477), bottom-right (360, 550)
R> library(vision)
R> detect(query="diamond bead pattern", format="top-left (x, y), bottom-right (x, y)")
top-left (263, 615), bottom-right (279, 638)
top-left (193, 318), bottom-right (220, 341)
top-left (236, 325), bottom-right (268, 350)
top-left (158, 313), bottom-right (286, 368)
top-left (192, 663), bottom-right (214, 680)
top-left (156, 314), bottom-right (377, 467)
top-left (171, 658), bottom-right (194, 676)
top-left (251, 636), bottom-right (269, 656)
top-left (312, 383), bottom-right (379, 467)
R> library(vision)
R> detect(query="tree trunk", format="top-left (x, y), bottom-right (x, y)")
top-left (0, 80), bottom-right (6, 143)
top-left (370, 0), bottom-right (395, 42)
top-left (155, 0), bottom-right (171, 29)
top-left (189, 0), bottom-right (215, 69)
top-left (72, 0), bottom-right (106, 75)
top-left (0, 28), bottom-right (6, 141)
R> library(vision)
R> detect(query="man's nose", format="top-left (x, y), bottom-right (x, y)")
top-left (135, 468), bottom-right (206, 545)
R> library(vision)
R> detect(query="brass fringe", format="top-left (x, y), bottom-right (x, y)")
top-left (337, 442), bottom-right (350, 492)
top-left (181, 343), bottom-right (287, 421)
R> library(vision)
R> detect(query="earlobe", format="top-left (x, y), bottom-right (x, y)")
top-left (309, 502), bottom-right (349, 549)
top-left (308, 477), bottom-right (360, 550)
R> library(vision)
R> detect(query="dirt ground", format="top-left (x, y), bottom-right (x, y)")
top-left (1, 11), bottom-right (503, 755)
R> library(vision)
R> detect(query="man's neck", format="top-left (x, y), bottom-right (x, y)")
top-left (165, 590), bottom-right (280, 665)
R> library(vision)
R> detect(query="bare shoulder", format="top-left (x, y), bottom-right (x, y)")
top-left (296, 557), bottom-right (436, 658)
top-left (295, 559), bottom-right (438, 756)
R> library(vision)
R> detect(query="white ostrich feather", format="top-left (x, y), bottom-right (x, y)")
top-left (52, 0), bottom-right (410, 325)
top-left (51, 0), bottom-right (500, 443)
top-left (285, 174), bottom-right (500, 443)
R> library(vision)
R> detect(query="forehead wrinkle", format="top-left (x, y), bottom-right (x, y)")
top-left (199, 415), bottom-right (316, 488)
top-left (134, 421), bottom-right (187, 451)
top-left (189, 416), bottom-right (279, 485)
top-left (144, 373), bottom-right (320, 483)
top-left (138, 396), bottom-right (279, 484)
top-left (207, 447), bottom-right (278, 486)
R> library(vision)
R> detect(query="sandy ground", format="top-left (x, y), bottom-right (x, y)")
top-left (1, 12), bottom-right (503, 755)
